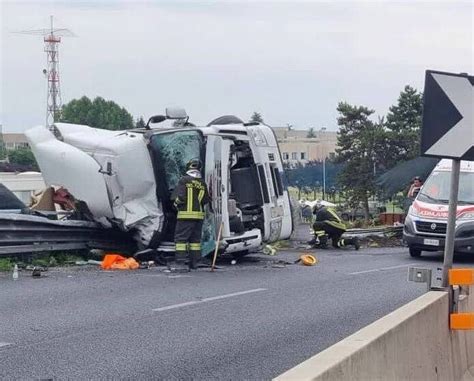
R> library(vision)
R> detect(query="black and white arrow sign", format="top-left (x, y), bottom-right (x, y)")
top-left (421, 70), bottom-right (474, 161)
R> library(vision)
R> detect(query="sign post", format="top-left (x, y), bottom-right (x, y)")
top-left (441, 160), bottom-right (460, 287)
top-left (421, 70), bottom-right (473, 287)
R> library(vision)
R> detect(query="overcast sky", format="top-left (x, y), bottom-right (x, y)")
top-left (1, 0), bottom-right (472, 132)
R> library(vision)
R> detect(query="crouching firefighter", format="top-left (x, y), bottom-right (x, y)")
top-left (309, 200), bottom-right (360, 250)
top-left (171, 159), bottom-right (210, 271)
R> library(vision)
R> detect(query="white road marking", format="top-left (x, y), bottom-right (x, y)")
top-left (0, 342), bottom-right (12, 349)
top-left (152, 288), bottom-right (267, 312)
top-left (201, 288), bottom-right (267, 302)
top-left (349, 264), bottom-right (412, 275)
top-left (153, 300), bottom-right (200, 312)
top-left (167, 275), bottom-right (193, 279)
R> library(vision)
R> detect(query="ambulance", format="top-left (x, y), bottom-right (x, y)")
top-left (403, 159), bottom-right (474, 257)
top-left (25, 109), bottom-right (293, 256)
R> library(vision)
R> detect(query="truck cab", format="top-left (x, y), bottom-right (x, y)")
top-left (25, 111), bottom-right (293, 256)
top-left (403, 159), bottom-right (474, 257)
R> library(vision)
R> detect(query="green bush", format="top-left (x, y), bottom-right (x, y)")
top-left (0, 258), bottom-right (13, 271)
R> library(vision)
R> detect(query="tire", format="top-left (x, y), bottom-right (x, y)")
top-left (409, 248), bottom-right (422, 257)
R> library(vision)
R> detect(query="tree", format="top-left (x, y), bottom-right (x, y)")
top-left (384, 85), bottom-right (423, 168)
top-left (0, 138), bottom-right (6, 160)
top-left (8, 148), bottom-right (39, 170)
top-left (306, 127), bottom-right (316, 138)
top-left (335, 102), bottom-right (385, 221)
top-left (135, 116), bottom-right (146, 129)
top-left (250, 112), bottom-right (264, 123)
top-left (60, 96), bottom-right (134, 130)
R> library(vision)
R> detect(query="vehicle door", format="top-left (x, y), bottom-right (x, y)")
top-left (246, 125), bottom-right (293, 241)
top-left (205, 135), bottom-right (231, 239)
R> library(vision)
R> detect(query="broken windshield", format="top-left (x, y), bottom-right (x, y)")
top-left (149, 130), bottom-right (204, 200)
top-left (149, 129), bottom-right (214, 254)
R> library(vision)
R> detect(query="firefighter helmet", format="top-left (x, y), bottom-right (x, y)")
top-left (300, 254), bottom-right (317, 266)
top-left (314, 199), bottom-right (323, 210)
top-left (186, 159), bottom-right (202, 170)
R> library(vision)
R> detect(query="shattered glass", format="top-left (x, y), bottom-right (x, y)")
top-left (150, 130), bottom-right (204, 191)
top-left (150, 130), bottom-right (216, 255)
top-left (201, 208), bottom-right (216, 256)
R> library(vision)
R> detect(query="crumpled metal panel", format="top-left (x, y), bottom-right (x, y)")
top-left (26, 124), bottom-right (163, 246)
top-left (25, 126), bottom-right (114, 218)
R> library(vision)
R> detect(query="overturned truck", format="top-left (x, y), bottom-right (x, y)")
top-left (25, 110), bottom-right (293, 256)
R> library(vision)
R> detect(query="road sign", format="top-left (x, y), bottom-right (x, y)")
top-left (421, 70), bottom-right (474, 161)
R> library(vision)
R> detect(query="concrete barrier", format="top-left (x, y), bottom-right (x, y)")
top-left (275, 287), bottom-right (474, 381)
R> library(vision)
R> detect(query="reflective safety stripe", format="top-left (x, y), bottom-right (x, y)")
top-left (327, 208), bottom-right (345, 230)
top-left (175, 243), bottom-right (188, 251)
top-left (314, 230), bottom-right (326, 237)
top-left (187, 187), bottom-right (193, 213)
top-left (327, 208), bottom-right (342, 223)
top-left (198, 189), bottom-right (205, 211)
top-left (326, 220), bottom-right (346, 230)
top-left (177, 211), bottom-right (205, 219)
top-left (189, 243), bottom-right (201, 251)
top-left (338, 239), bottom-right (346, 247)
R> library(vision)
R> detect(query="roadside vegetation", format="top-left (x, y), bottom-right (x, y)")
top-left (285, 85), bottom-right (423, 223)
top-left (0, 251), bottom-right (95, 272)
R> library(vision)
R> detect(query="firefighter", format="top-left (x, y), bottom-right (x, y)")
top-left (310, 200), bottom-right (360, 250)
top-left (171, 159), bottom-right (210, 271)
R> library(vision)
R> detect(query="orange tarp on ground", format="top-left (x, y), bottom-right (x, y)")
top-left (101, 254), bottom-right (139, 270)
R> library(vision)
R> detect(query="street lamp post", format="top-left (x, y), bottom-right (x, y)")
top-left (372, 154), bottom-right (376, 201)
top-left (322, 157), bottom-right (326, 200)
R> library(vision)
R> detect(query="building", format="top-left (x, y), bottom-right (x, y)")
top-left (272, 126), bottom-right (338, 166)
top-left (2, 133), bottom-right (30, 150)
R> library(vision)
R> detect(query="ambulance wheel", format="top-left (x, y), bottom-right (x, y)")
top-left (409, 248), bottom-right (422, 257)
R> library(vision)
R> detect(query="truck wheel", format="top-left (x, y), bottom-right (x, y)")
top-left (409, 248), bottom-right (422, 257)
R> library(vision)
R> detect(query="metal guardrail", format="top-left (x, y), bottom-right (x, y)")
top-left (0, 213), bottom-right (135, 256)
top-left (345, 226), bottom-right (404, 237)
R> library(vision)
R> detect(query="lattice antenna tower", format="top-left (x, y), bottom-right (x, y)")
top-left (17, 16), bottom-right (75, 127)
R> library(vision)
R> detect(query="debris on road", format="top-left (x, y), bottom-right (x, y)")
top-left (12, 264), bottom-right (18, 280)
top-left (271, 264), bottom-right (286, 268)
top-left (295, 254), bottom-right (318, 266)
top-left (75, 259), bottom-right (102, 266)
top-left (101, 254), bottom-right (139, 270)
top-left (263, 245), bottom-right (277, 256)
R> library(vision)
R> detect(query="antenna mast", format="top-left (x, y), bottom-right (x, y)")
top-left (17, 16), bottom-right (74, 127)
top-left (45, 15), bottom-right (62, 127)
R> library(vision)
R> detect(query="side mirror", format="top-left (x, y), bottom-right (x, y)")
top-left (145, 115), bottom-right (166, 129)
top-left (165, 107), bottom-right (188, 120)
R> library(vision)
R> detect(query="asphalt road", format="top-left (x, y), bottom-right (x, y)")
top-left (1, 243), bottom-right (473, 380)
